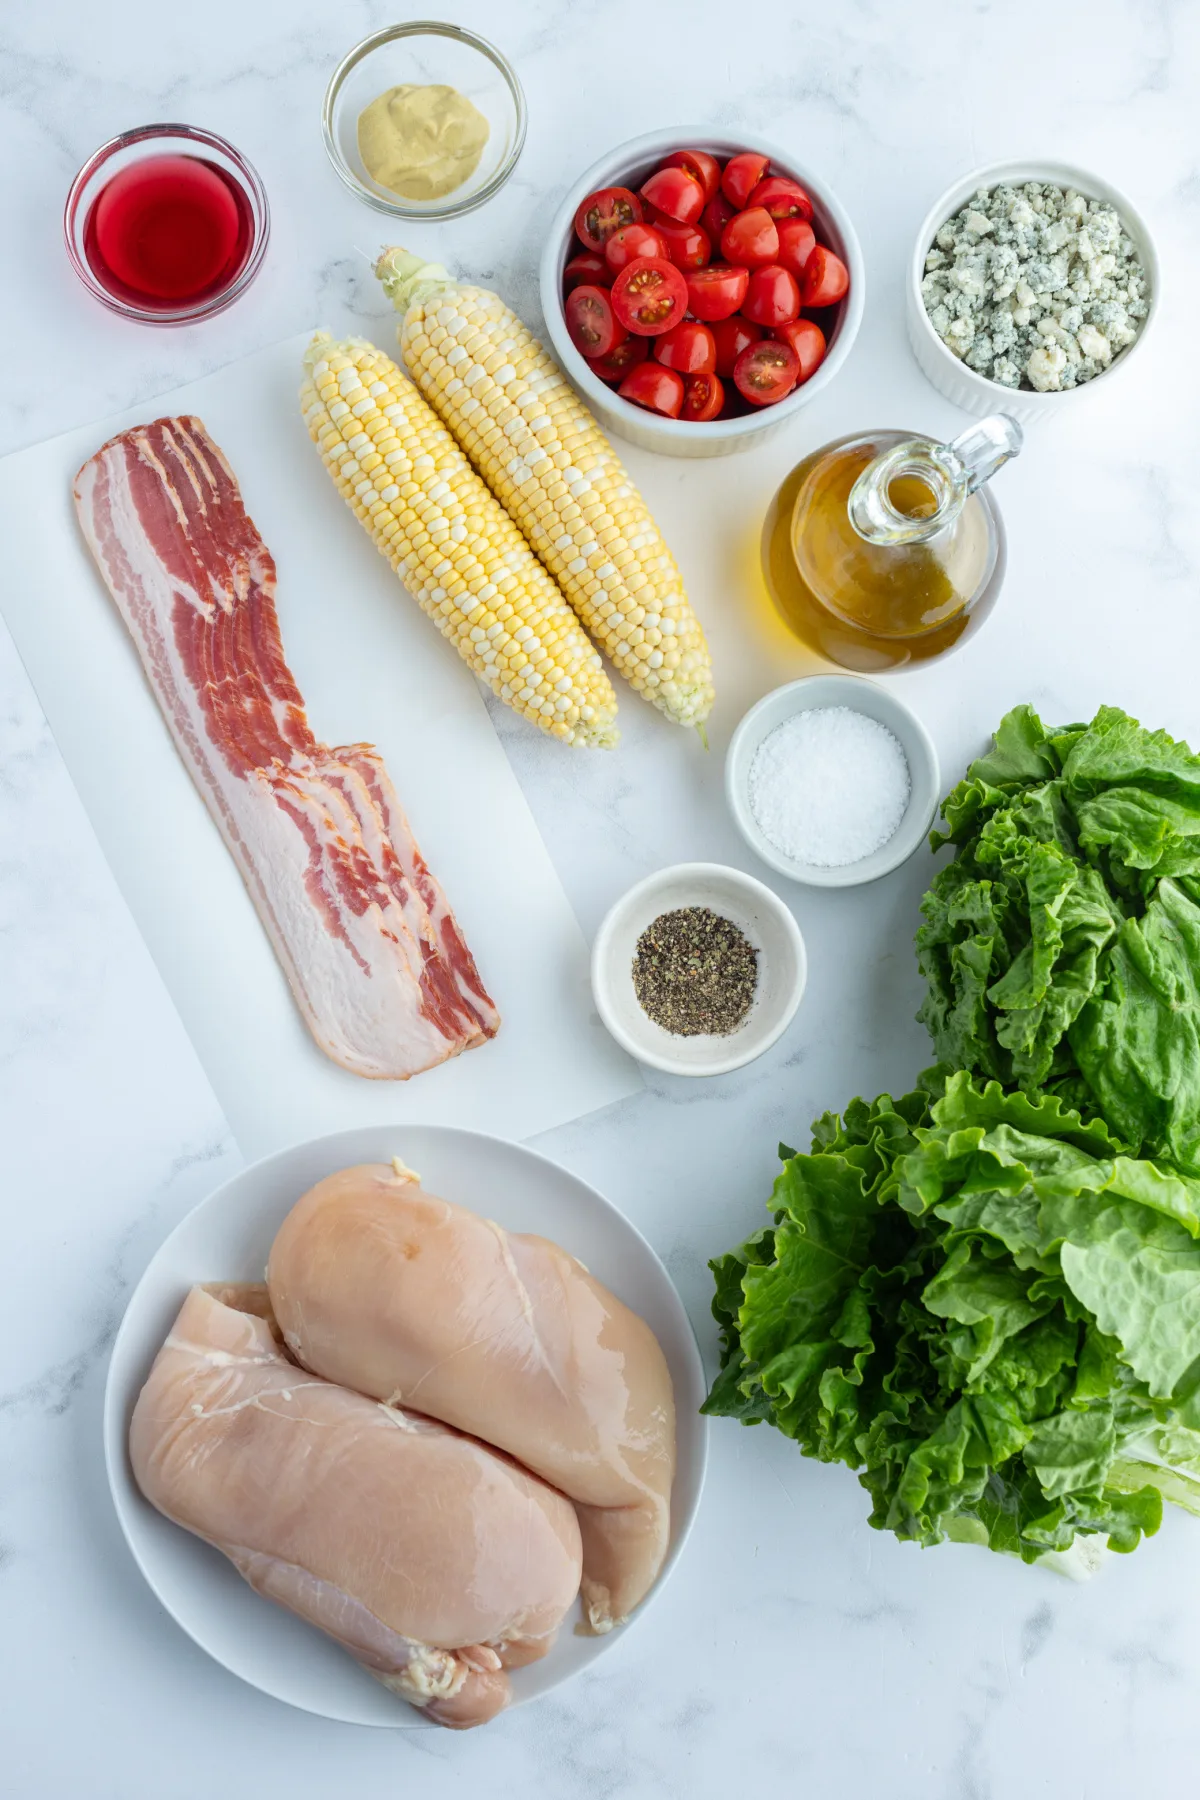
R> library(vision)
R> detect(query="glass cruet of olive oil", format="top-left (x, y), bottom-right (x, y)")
top-left (761, 415), bottom-right (1023, 671)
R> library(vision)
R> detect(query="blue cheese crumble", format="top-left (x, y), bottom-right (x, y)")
top-left (921, 181), bottom-right (1149, 391)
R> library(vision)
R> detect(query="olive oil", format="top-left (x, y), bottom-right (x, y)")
top-left (762, 428), bottom-right (1011, 672)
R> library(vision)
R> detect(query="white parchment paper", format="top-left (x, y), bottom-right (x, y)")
top-left (0, 332), bottom-right (639, 1159)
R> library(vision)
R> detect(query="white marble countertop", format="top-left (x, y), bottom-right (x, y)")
top-left (4, 2), bottom-right (1200, 1794)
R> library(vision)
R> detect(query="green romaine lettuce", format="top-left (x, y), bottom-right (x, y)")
top-left (704, 1074), bottom-right (1200, 1561)
top-left (917, 704), bottom-right (1200, 1167)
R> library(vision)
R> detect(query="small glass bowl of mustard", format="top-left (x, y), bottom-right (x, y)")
top-left (322, 22), bottom-right (527, 221)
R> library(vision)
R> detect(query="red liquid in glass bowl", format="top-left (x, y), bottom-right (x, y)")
top-left (65, 124), bottom-right (269, 323)
top-left (84, 156), bottom-right (254, 308)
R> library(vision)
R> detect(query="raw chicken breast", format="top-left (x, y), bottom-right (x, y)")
top-left (129, 1284), bottom-right (582, 1728)
top-left (267, 1164), bottom-right (676, 1632)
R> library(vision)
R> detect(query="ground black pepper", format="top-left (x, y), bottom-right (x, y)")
top-left (632, 907), bottom-right (758, 1037)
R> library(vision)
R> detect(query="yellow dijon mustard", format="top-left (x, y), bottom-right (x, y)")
top-left (357, 83), bottom-right (489, 202)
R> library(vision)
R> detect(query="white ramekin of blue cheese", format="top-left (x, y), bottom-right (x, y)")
top-left (906, 160), bottom-right (1158, 424)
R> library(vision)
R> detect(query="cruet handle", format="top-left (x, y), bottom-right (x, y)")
top-left (947, 415), bottom-right (1024, 494)
top-left (847, 413), bottom-right (1023, 547)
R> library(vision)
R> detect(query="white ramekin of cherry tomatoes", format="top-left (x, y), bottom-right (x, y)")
top-left (540, 128), bottom-right (864, 457)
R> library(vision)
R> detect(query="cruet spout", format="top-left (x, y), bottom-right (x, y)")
top-left (847, 413), bottom-right (1023, 547)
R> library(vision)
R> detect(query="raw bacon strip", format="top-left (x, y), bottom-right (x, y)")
top-left (340, 746), bottom-right (498, 1035)
top-left (73, 415), bottom-right (498, 1079)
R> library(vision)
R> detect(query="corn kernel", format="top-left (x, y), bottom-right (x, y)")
top-left (301, 334), bottom-right (618, 748)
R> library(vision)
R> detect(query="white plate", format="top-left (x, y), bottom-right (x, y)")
top-left (103, 1125), bottom-right (707, 1728)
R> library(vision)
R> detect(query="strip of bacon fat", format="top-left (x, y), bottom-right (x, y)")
top-left (73, 417), bottom-right (499, 1078)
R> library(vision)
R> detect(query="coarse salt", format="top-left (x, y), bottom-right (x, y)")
top-left (748, 706), bottom-right (911, 867)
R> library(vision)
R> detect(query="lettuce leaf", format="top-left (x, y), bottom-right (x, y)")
top-left (704, 703), bottom-right (1200, 1568)
top-left (917, 704), bottom-right (1200, 1169)
top-left (704, 1075), bottom-right (1200, 1562)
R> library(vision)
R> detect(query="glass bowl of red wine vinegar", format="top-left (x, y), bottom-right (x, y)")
top-left (65, 123), bottom-right (269, 324)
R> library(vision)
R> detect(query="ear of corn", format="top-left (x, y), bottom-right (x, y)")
top-left (301, 334), bottom-right (619, 749)
top-left (376, 250), bottom-right (715, 734)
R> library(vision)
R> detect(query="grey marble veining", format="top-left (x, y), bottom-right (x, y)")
top-left (3, 1), bottom-right (1200, 1796)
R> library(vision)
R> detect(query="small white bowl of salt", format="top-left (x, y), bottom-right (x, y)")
top-left (725, 675), bottom-right (940, 887)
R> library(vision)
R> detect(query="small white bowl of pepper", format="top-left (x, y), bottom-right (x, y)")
top-left (591, 862), bottom-right (806, 1077)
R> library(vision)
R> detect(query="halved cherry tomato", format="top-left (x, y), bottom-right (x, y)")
top-left (574, 186), bottom-right (643, 251)
top-left (775, 218), bottom-right (816, 279)
top-left (682, 371), bottom-right (724, 421)
top-left (772, 317), bottom-right (827, 382)
top-left (721, 151), bottom-right (769, 209)
top-left (741, 264), bottom-right (801, 327)
top-left (647, 214), bottom-right (711, 270)
top-left (733, 338), bottom-right (800, 407)
top-left (800, 246), bottom-right (850, 307)
top-left (564, 251), bottom-right (609, 292)
top-left (653, 320), bottom-right (716, 375)
top-left (748, 175), bottom-right (814, 222)
top-left (684, 263), bottom-right (749, 322)
top-left (565, 285), bottom-right (626, 359)
top-left (660, 149), bottom-right (721, 203)
top-left (640, 165), bottom-right (705, 225)
top-left (586, 336), bottom-right (649, 384)
top-left (720, 207), bottom-right (779, 269)
top-left (702, 190), bottom-right (736, 244)
top-left (618, 362), bottom-right (684, 417)
top-left (711, 315), bottom-right (762, 377)
top-left (611, 256), bottom-right (689, 335)
top-left (604, 223), bottom-right (668, 274)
